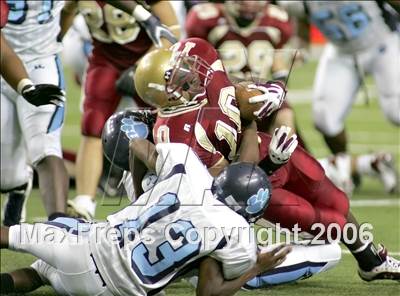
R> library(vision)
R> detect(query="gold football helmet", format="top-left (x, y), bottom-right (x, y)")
top-left (134, 45), bottom-right (214, 109)
top-left (134, 48), bottom-right (174, 109)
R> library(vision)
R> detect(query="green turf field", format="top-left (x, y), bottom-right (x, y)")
top-left (1, 61), bottom-right (399, 295)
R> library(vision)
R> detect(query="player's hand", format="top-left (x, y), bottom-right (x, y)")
top-left (255, 244), bottom-right (292, 274)
top-left (140, 15), bottom-right (177, 48)
top-left (21, 84), bottom-right (65, 107)
top-left (269, 126), bottom-right (298, 165)
top-left (248, 81), bottom-right (286, 120)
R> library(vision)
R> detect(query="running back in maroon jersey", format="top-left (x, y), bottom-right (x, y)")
top-left (186, 2), bottom-right (293, 79)
top-left (78, 0), bottom-right (158, 70)
top-left (153, 38), bottom-right (241, 168)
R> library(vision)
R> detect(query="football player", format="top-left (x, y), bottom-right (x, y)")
top-left (279, 1), bottom-right (399, 184)
top-left (185, 0), bottom-right (304, 142)
top-left (60, 0), bottom-right (180, 220)
top-left (0, 141), bottom-right (291, 295)
top-left (101, 110), bottom-right (342, 289)
top-left (187, 0), bottom-right (398, 195)
top-left (1, 0), bottom-right (70, 223)
top-left (133, 38), bottom-right (400, 282)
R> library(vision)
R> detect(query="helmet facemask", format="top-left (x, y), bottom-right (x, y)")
top-left (225, 1), bottom-right (267, 26)
top-left (165, 51), bottom-right (214, 104)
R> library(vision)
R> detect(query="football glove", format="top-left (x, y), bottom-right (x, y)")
top-left (139, 15), bottom-right (177, 48)
top-left (269, 126), bottom-right (298, 165)
top-left (248, 81), bottom-right (286, 120)
top-left (21, 84), bottom-right (65, 107)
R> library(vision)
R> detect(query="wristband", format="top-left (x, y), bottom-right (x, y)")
top-left (132, 5), bottom-right (152, 22)
top-left (259, 156), bottom-right (284, 176)
top-left (17, 78), bottom-right (33, 94)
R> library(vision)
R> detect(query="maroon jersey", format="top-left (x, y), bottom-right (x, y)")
top-left (78, 0), bottom-right (157, 70)
top-left (186, 3), bottom-right (293, 79)
top-left (153, 38), bottom-right (241, 168)
top-left (0, 1), bottom-right (9, 28)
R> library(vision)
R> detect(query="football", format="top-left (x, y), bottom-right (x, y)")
top-left (235, 82), bottom-right (264, 122)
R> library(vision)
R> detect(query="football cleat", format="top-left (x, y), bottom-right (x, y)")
top-left (2, 169), bottom-right (33, 226)
top-left (67, 196), bottom-right (96, 221)
top-left (372, 153), bottom-right (399, 194)
top-left (358, 244), bottom-right (400, 282)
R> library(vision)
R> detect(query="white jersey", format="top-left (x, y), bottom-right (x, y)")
top-left (89, 143), bottom-right (257, 296)
top-left (2, 0), bottom-right (64, 62)
top-left (281, 1), bottom-right (398, 53)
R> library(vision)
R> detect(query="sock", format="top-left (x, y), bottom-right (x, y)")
top-left (74, 195), bottom-right (96, 218)
top-left (356, 154), bottom-right (376, 176)
top-left (48, 212), bottom-right (68, 221)
top-left (0, 273), bottom-right (15, 293)
top-left (351, 243), bottom-right (383, 271)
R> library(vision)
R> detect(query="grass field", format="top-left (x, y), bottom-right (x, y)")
top-left (1, 61), bottom-right (399, 295)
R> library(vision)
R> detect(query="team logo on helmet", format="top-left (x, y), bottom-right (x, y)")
top-left (245, 188), bottom-right (270, 215)
top-left (120, 117), bottom-right (149, 140)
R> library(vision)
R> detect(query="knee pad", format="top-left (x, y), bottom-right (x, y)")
top-left (313, 102), bottom-right (344, 137)
top-left (1, 169), bottom-right (29, 192)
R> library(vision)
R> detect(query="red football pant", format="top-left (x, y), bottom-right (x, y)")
top-left (258, 133), bottom-right (350, 237)
top-left (82, 53), bottom-right (147, 137)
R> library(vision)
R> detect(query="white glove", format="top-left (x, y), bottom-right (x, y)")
top-left (269, 126), bottom-right (298, 165)
top-left (248, 81), bottom-right (286, 120)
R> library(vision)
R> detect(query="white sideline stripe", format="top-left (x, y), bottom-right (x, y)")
top-left (350, 199), bottom-right (400, 207)
top-left (342, 250), bottom-right (400, 256)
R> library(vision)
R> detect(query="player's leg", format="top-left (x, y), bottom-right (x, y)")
top-left (1, 219), bottom-right (110, 295)
top-left (17, 55), bottom-right (69, 218)
top-left (71, 58), bottom-right (122, 219)
top-left (1, 267), bottom-right (45, 294)
top-left (244, 243), bottom-right (341, 289)
top-left (312, 44), bottom-right (360, 154)
top-left (372, 32), bottom-right (400, 126)
top-left (1, 80), bottom-right (33, 226)
top-left (309, 174), bottom-right (400, 281)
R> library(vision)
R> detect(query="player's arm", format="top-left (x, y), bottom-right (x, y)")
top-left (197, 245), bottom-right (291, 296)
top-left (104, 0), bottom-right (179, 47)
top-left (59, 0), bottom-right (78, 41)
top-left (0, 33), bottom-right (64, 107)
top-left (236, 121), bottom-right (259, 163)
top-left (0, 33), bottom-right (30, 92)
top-left (129, 138), bottom-right (158, 197)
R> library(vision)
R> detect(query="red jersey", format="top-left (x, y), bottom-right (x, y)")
top-left (0, 1), bottom-right (9, 28)
top-left (153, 38), bottom-right (241, 168)
top-left (186, 3), bottom-right (293, 79)
top-left (78, 0), bottom-right (157, 70)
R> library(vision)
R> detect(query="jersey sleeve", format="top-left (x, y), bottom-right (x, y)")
top-left (155, 143), bottom-right (212, 182)
top-left (0, 1), bottom-right (9, 28)
top-left (210, 221), bottom-right (257, 279)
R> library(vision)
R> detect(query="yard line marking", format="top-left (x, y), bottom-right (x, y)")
top-left (342, 250), bottom-right (400, 256)
top-left (350, 199), bottom-right (400, 207)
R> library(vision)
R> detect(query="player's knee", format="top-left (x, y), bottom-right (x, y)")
top-left (81, 108), bottom-right (109, 137)
top-left (313, 105), bottom-right (343, 136)
top-left (26, 134), bottom-right (63, 166)
top-left (381, 95), bottom-right (400, 126)
top-left (1, 169), bottom-right (29, 192)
